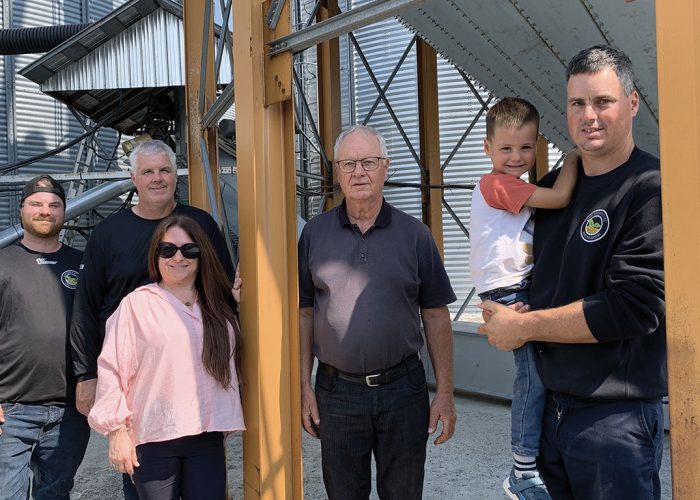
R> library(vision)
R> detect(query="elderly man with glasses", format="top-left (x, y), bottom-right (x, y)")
top-left (298, 124), bottom-right (457, 500)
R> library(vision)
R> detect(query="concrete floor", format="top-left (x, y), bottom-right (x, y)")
top-left (71, 393), bottom-right (672, 499)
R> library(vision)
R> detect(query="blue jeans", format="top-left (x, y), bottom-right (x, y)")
top-left (539, 393), bottom-right (663, 499)
top-left (0, 403), bottom-right (90, 500)
top-left (315, 363), bottom-right (430, 500)
top-left (480, 278), bottom-right (546, 456)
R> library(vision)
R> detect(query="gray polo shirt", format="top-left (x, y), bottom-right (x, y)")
top-left (298, 200), bottom-right (456, 373)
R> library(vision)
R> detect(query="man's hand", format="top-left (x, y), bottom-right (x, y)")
top-left (231, 263), bottom-right (242, 303)
top-left (481, 301), bottom-right (529, 322)
top-left (428, 392), bottom-right (456, 445)
top-left (478, 301), bottom-right (528, 351)
top-left (76, 379), bottom-right (98, 416)
top-left (0, 405), bottom-right (4, 435)
top-left (301, 383), bottom-right (321, 439)
top-left (108, 427), bottom-right (139, 475)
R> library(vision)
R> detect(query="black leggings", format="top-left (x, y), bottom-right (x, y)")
top-left (131, 432), bottom-right (226, 500)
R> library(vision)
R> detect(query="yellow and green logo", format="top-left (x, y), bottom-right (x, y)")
top-left (580, 209), bottom-right (609, 242)
top-left (61, 269), bottom-right (79, 290)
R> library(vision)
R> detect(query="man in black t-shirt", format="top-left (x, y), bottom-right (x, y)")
top-left (479, 46), bottom-right (665, 499)
top-left (0, 175), bottom-right (90, 500)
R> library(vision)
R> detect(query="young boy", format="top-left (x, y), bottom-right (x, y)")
top-left (469, 97), bottom-right (577, 500)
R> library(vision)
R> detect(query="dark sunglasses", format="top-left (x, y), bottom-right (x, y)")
top-left (157, 242), bottom-right (200, 259)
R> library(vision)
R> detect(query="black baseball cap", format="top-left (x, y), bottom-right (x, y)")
top-left (21, 175), bottom-right (66, 207)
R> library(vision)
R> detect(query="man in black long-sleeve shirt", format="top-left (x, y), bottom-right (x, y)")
top-left (479, 46), bottom-right (665, 499)
top-left (69, 140), bottom-right (234, 499)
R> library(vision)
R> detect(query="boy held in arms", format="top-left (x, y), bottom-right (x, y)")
top-left (469, 97), bottom-right (578, 500)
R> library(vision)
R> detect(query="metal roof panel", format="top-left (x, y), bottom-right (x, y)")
top-left (19, 0), bottom-right (174, 83)
top-left (399, 0), bottom-right (658, 154)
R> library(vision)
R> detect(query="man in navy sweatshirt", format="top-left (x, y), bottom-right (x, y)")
top-left (479, 45), bottom-right (665, 500)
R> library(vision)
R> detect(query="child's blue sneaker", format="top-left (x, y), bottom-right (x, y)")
top-left (502, 467), bottom-right (551, 500)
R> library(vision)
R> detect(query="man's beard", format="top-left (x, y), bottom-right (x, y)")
top-left (22, 216), bottom-right (64, 239)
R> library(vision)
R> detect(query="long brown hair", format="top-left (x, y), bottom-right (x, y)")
top-left (148, 215), bottom-right (240, 388)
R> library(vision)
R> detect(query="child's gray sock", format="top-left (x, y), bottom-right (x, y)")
top-left (513, 453), bottom-right (539, 478)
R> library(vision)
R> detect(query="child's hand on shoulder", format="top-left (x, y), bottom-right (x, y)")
top-left (563, 148), bottom-right (581, 168)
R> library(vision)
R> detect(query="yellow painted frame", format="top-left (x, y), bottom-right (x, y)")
top-left (183, 0), bottom-right (220, 213)
top-left (232, 0), bottom-right (302, 498)
top-left (656, 1), bottom-right (700, 496)
top-left (417, 40), bottom-right (444, 255)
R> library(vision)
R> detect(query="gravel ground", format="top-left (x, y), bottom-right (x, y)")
top-left (71, 394), bottom-right (672, 499)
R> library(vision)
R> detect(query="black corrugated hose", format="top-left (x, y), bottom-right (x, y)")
top-left (0, 24), bottom-right (91, 55)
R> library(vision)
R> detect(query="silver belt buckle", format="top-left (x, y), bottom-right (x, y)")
top-left (365, 373), bottom-right (381, 387)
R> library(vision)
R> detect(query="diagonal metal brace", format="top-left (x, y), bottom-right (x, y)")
top-left (268, 0), bottom-right (427, 55)
top-left (201, 81), bottom-right (235, 130)
top-left (266, 0), bottom-right (287, 29)
top-left (198, 0), bottom-right (213, 116)
top-left (199, 138), bottom-right (221, 226)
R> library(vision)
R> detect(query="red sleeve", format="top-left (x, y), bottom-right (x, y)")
top-left (479, 173), bottom-right (537, 214)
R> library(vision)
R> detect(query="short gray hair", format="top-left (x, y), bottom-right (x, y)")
top-left (130, 140), bottom-right (177, 172)
top-left (333, 125), bottom-right (388, 159)
top-left (566, 45), bottom-right (635, 96)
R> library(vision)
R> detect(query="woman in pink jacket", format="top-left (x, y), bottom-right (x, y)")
top-left (88, 215), bottom-right (244, 499)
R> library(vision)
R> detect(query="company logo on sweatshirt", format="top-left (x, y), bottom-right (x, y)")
top-left (580, 209), bottom-right (609, 243)
top-left (36, 257), bottom-right (58, 265)
top-left (61, 270), bottom-right (79, 289)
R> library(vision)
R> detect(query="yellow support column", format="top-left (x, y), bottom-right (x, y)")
top-left (531, 135), bottom-right (549, 183)
top-left (317, 0), bottom-right (342, 210)
top-left (183, 0), bottom-right (220, 212)
top-left (232, 0), bottom-right (302, 498)
top-left (417, 40), bottom-right (444, 254)
top-left (657, 1), bottom-right (700, 497)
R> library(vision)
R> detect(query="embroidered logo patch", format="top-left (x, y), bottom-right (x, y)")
top-left (580, 209), bottom-right (609, 243)
top-left (61, 270), bottom-right (79, 289)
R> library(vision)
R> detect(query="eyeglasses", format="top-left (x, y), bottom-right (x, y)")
top-left (157, 242), bottom-right (200, 259)
top-left (335, 157), bottom-right (385, 173)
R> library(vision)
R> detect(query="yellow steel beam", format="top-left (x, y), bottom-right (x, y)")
top-left (531, 135), bottom-right (549, 183)
top-left (262, 0), bottom-right (292, 105)
top-left (183, 0), bottom-right (220, 213)
top-left (656, 1), bottom-right (700, 496)
top-left (232, 0), bottom-right (302, 498)
top-left (417, 40), bottom-right (444, 255)
top-left (317, 0), bottom-right (342, 210)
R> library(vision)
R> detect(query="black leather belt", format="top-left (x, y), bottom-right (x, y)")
top-left (319, 352), bottom-right (422, 387)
